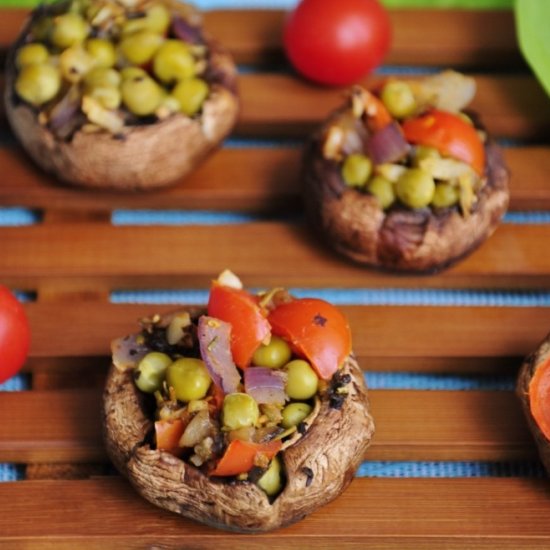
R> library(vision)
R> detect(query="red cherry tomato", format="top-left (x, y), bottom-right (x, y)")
top-left (0, 286), bottom-right (30, 384)
top-left (207, 283), bottom-right (271, 370)
top-left (283, 0), bottom-right (392, 86)
top-left (268, 298), bottom-right (352, 380)
top-left (529, 357), bottom-right (550, 441)
top-left (401, 110), bottom-right (486, 175)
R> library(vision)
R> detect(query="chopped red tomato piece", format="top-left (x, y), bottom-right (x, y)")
top-left (402, 109), bottom-right (485, 175)
top-left (210, 439), bottom-right (282, 477)
top-left (155, 419), bottom-right (186, 456)
top-left (268, 298), bottom-right (352, 380)
top-left (207, 283), bottom-right (271, 369)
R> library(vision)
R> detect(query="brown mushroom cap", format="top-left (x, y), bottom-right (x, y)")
top-left (302, 109), bottom-right (510, 273)
top-left (4, 0), bottom-right (239, 190)
top-left (103, 308), bottom-right (374, 533)
top-left (517, 334), bottom-right (550, 474)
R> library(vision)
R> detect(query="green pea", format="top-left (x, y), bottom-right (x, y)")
top-left (380, 80), bottom-right (417, 119)
top-left (134, 352), bottom-right (172, 393)
top-left (222, 393), bottom-right (259, 431)
top-left (172, 77), bottom-right (209, 116)
top-left (412, 145), bottom-right (440, 168)
top-left (122, 5), bottom-right (170, 36)
top-left (285, 360), bottom-right (318, 400)
top-left (257, 455), bottom-right (283, 496)
top-left (395, 168), bottom-right (435, 209)
top-left (119, 30), bottom-right (164, 66)
top-left (281, 402), bottom-right (312, 429)
top-left (121, 75), bottom-right (163, 116)
top-left (166, 358), bottom-right (211, 402)
top-left (84, 67), bottom-right (121, 89)
top-left (153, 39), bottom-right (195, 83)
top-left (341, 153), bottom-right (372, 188)
top-left (51, 13), bottom-right (89, 49)
top-left (120, 67), bottom-right (148, 81)
top-left (146, 5), bottom-right (171, 34)
top-left (252, 336), bottom-right (292, 369)
top-left (431, 183), bottom-right (460, 208)
top-left (367, 175), bottom-right (395, 209)
top-left (59, 45), bottom-right (95, 83)
top-left (15, 63), bottom-right (61, 106)
top-left (16, 43), bottom-right (49, 69)
top-left (85, 38), bottom-right (116, 68)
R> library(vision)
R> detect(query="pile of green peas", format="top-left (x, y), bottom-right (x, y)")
top-left (340, 79), bottom-right (461, 211)
top-left (133, 329), bottom-right (321, 495)
top-left (14, 0), bottom-right (210, 126)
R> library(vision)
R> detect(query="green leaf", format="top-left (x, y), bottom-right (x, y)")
top-left (382, 0), bottom-right (512, 8)
top-left (515, 0), bottom-right (550, 97)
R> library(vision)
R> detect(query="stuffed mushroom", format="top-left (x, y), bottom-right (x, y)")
top-left (4, 0), bottom-right (238, 190)
top-left (517, 334), bottom-right (550, 474)
top-left (103, 271), bottom-right (374, 532)
top-left (303, 71), bottom-right (509, 273)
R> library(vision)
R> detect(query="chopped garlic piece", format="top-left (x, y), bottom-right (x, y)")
top-left (81, 96), bottom-right (124, 134)
top-left (375, 163), bottom-right (407, 183)
top-left (409, 70), bottom-right (476, 113)
top-left (217, 269), bottom-right (243, 289)
top-left (419, 157), bottom-right (474, 181)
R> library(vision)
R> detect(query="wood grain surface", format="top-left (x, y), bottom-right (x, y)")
top-left (1, 478), bottom-right (550, 549)
top-left (0, 5), bottom-right (549, 549)
top-left (0, 145), bottom-right (548, 212)
top-left (2, 222), bottom-right (550, 290)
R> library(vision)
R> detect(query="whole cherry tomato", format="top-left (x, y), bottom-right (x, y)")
top-left (268, 298), bottom-right (352, 380)
top-left (283, 0), bottom-right (392, 86)
top-left (207, 283), bottom-right (271, 369)
top-left (0, 286), bottom-right (31, 384)
top-left (528, 357), bottom-right (550, 441)
top-left (402, 110), bottom-right (486, 175)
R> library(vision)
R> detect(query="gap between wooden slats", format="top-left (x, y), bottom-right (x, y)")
top-left (0, 389), bottom-right (535, 463)
top-left (1, 73), bottom-right (548, 140)
top-left (0, 478), bottom-right (549, 548)
top-left (21, 303), bottom-right (550, 371)
top-left (3, 222), bottom-right (550, 289)
top-left (0, 9), bottom-right (521, 68)
top-left (0, 146), bottom-right (547, 212)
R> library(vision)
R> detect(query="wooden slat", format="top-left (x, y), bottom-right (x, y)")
top-left (0, 145), bottom-right (548, 212)
top-left (2, 73), bottom-right (548, 140)
top-left (236, 73), bottom-right (550, 140)
top-left (1, 477), bottom-right (549, 548)
top-left (2, 222), bottom-right (550, 290)
top-left (21, 303), bottom-right (550, 372)
top-left (0, 388), bottom-right (535, 463)
top-left (0, 9), bottom-right (522, 68)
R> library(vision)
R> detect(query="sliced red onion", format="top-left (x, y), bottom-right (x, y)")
top-left (48, 87), bottom-right (81, 139)
top-left (172, 17), bottom-right (203, 44)
top-left (198, 315), bottom-right (241, 395)
top-left (244, 367), bottom-right (287, 404)
top-left (366, 121), bottom-right (410, 165)
top-left (111, 334), bottom-right (149, 371)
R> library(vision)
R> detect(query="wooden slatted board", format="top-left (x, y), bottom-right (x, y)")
top-left (1, 6), bottom-right (550, 548)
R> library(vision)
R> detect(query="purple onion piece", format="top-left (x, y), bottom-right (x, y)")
top-left (244, 367), bottom-right (287, 404)
top-left (365, 121), bottom-right (410, 165)
top-left (198, 315), bottom-right (241, 395)
top-left (171, 16), bottom-right (203, 44)
top-left (48, 87), bottom-right (81, 139)
top-left (111, 334), bottom-right (149, 371)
